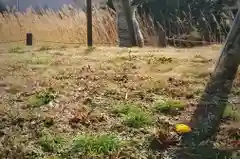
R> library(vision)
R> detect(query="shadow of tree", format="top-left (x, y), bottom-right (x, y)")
top-left (170, 147), bottom-right (239, 159)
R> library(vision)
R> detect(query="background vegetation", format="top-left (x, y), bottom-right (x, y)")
top-left (0, 0), bottom-right (239, 46)
top-left (108, 0), bottom-right (239, 44)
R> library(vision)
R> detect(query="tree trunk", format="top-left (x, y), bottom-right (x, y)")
top-left (112, 0), bottom-right (144, 47)
top-left (121, 0), bottom-right (136, 46)
top-left (182, 9), bottom-right (240, 147)
top-left (132, 6), bottom-right (144, 47)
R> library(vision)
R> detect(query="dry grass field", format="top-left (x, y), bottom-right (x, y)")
top-left (0, 7), bottom-right (239, 159)
top-left (0, 7), bottom-right (159, 46)
top-left (0, 43), bottom-right (239, 158)
top-left (0, 8), bottom-right (118, 45)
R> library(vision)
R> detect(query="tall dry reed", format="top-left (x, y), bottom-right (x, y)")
top-left (0, 7), bottom-right (118, 45)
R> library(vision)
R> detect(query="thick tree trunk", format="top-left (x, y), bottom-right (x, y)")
top-left (132, 6), bottom-right (144, 47)
top-left (121, 0), bottom-right (136, 46)
top-left (182, 9), bottom-right (240, 147)
top-left (112, 0), bottom-right (144, 47)
top-left (115, 7), bottom-right (133, 47)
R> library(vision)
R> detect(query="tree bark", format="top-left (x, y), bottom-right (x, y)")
top-left (112, 0), bottom-right (144, 47)
top-left (132, 6), bottom-right (144, 47)
top-left (182, 9), bottom-right (240, 147)
top-left (121, 0), bottom-right (136, 46)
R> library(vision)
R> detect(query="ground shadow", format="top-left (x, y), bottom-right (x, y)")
top-left (170, 147), bottom-right (239, 159)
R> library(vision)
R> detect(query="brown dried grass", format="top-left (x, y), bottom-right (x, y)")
top-left (0, 8), bottom-right (119, 45)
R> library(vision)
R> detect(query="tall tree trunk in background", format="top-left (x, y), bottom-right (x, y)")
top-left (132, 5), bottom-right (144, 47)
top-left (112, 0), bottom-right (144, 47)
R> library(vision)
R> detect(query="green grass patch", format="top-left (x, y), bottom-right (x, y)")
top-left (38, 130), bottom-right (66, 153)
top-left (147, 55), bottom-right (173, 64)
top-left (154, 98), bottom-right (186, 115)
top-left (8, 46), bottom-right (25, 53)
top-left (30, 56), bottom-right (50, 65)
top-left (27, 88), bottom-right (56, 107)
top-left (113, 104), bottom-right (152, 128)
top-left (38, 45), bottom-right (52, 51)
top-left (223, 104), bottom-right (240, 121)
top-left (38, 131), bottom-right (122, 157)
top-left (84, 46), bottom-right (96, 54)
top-left (70, 133), bottom-right (121, 156)
top-left (192, 55), bottom-right (212, 63)
top-left (231, 87), bottom-right (240, 96)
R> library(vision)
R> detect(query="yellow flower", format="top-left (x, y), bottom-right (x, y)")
top-left (175, 124), bottom-right (191, 133)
